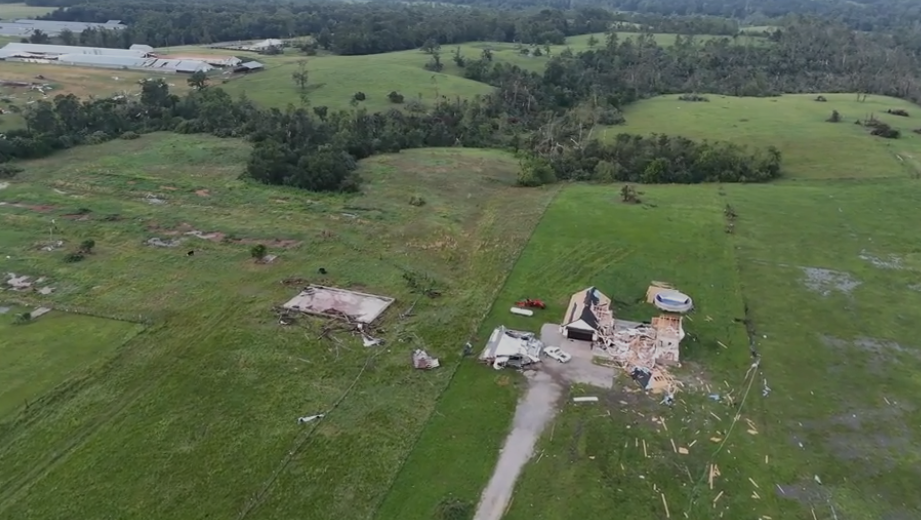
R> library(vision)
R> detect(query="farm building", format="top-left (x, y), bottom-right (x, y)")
top-left (0, 42), bottom-right (256, 73)
top-left (0, 19), bottom-right (125, 38)
top-left (0, 42), bottom-right (149, 58)
top-left (479, 326), bottom-right (544, 369)
top-left (560, 286), bottom-right (613, 341)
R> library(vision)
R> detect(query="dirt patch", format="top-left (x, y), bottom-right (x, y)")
top-left (0, 202), bottom-right (55, 212)
top-left (185, 230), bottom-right (225, 242)
top-left (473, 371), bottom-right (563, 520)
top-left (147, 237), bottom-right (183, 248)
top-left (195, 189), bottom-right (210, 197)
top-left (233, 238), bottom-right (301, 249)
top-left (859, 250), bottom-right (903, 269)
top-left (62, 213), bottom-right (91, 221)
top-left (801, 267), bottom-right (861, 296)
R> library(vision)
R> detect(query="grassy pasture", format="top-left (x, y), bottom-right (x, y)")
top-left (0, 307), bottom-right (145, 418)
top-left (393, 177), bottom-right (921, 520)
top-left (163, 31), bottom-right (747, 111)
top-left (610, 93), bottom-right (921, 180)
top-left (0, 2), bottom-right (55, 19)
top-left (0, 134), bottom-right (557, 519)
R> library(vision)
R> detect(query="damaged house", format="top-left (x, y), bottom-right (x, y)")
top-left (560, 286), bottom-right (613, 341)
top-left (480, 326), bottom-right (544, 370)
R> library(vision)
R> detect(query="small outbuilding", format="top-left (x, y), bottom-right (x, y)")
top-left (560, 286), bottom-right (611, 341)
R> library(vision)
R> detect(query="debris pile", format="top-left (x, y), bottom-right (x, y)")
top-left (590, 282), bottom-right (690, 395)
top-left (411, 349), bottom-right (440, 369)
top-left (479, 326), bottom-right (544, 370)
top-left (4, 273), bottom-right (54, 294)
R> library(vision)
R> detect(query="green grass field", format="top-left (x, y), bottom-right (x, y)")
top-left (608, 93), bottom-right (921, 180)
top-left (387, 175), bottom-right (921, 520)
top-left (0, 308), bottom-right (145, 418)
top-left (0, 134), bottom-right (558, 519)
top-left (0, 2), bottom-right (55, 19)
top-left (5, 91), bottom-right (920, 520)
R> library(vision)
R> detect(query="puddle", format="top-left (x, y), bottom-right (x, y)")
top-left (801, 267), bottom-right (861, 296)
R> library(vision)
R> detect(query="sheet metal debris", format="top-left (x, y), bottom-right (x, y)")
top-left (412, 349), bottom-right (440, 369)
top-left (572, 396), bottom-right (599, 403)
top-left (297, 413), bottom-right (324, 424)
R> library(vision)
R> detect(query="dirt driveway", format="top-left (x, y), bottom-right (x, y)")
top-left (472, 324), bottom-right (615, 520)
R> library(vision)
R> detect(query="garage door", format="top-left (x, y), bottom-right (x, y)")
top-left (565, 328), bottom-right (594, 341)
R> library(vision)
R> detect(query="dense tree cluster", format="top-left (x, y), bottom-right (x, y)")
top-left (409, 0), bottom-right (921, 32)
top-left (0, 75), bottom-right (781, 192)
top-left (19, 0), bottom-right (626, 50)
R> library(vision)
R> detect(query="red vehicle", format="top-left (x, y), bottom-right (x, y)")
top-left (515, 298), bottom-right (546, 309)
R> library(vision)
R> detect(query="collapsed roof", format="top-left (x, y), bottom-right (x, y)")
top-left (480, 326), bottom-right (544, 365)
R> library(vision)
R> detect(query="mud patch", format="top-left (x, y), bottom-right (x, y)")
top-left (195, 189), bottom-right (210, 197)
top-left (859, 250), bottom-right (903, 269)
top-left (233, 238), bottom-right (301, 249)
top-left (0, 202), bottom-right (55, 212)
top-left (801, 267), bottom-right (861, 296)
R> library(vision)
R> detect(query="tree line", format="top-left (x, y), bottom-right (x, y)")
top-left (12, 0), bottom-right (753, 51)
top-left (0, 72), bottom-right (781, 193)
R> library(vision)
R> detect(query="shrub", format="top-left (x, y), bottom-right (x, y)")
top-left (79, 239), bottom-right (95, 253)
top-left (64, 252), bottom-right (85, 263)
top-left (250, 244), bottom-right (267, 260)
top-left (13, 312), bottom-right (31, 325)
top-left (352, 92), bottom-right (366, 102)
top-left (388, 91), bottom-right (405, 104)
top-left (826, 110), bottom-right (841, 123)
top-left (887, 108), bottom-right (909, 117)
top-left (120, 131), bottom-right (140, 140)
top-left (678, 93), bottom-right (709, 102)
top-left (408, 195), bottom-right (426, 206)
top-left (0, 164), bottom-right (22, 179)
top-left (596, 108), bottom-right (625, 125)
top-left (815, 95), bottom-right (827, 102)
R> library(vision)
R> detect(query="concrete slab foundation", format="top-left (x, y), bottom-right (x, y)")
top-left (282, 285), bottom-right (394, 324)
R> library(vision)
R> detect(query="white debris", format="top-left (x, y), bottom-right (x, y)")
top-left (412, 349), bottom-right (440, 369)
top-left (297, 413), bottom-right (325, 424)
top-left (573, 396), bottom-right (599, 403)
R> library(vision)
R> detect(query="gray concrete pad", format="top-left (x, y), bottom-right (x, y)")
top-left (540, 323), bottom-right (615, 389)
top-left (282, 285), bottom-right (394, 324)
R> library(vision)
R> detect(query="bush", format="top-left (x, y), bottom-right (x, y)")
top-left (887, 108), bottom-right (909, 117)
top-left (64, 252), bottom-right (85, 263)
top-left (120, 131), bottom-right (140, 140)
top-left (353, 92), bottom-right (366, 102)
top-left (678, 93), bottom-right (709, 102)
top-left (250, 244), bottom-right (267, 260)
top-left (595, 108), bottom-right (625, 125)
top-left (408, 195), bottom-right (426, 206)
top-left (387, 91), bottom-right (404, 104)
top-left (0, 164), bottom-right (22, 179)
top-left (826, 109), bottom-right (841, 123)
top-left (13, 312), bottom-right (31, 325)
top-left (405, 99), bottom-right (426, 113)
top-left (815, 95), bottom-right (827, 102)
top-left (79, 239), bottom-right (95, 253)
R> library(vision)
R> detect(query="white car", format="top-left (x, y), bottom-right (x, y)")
top-left (543, 346), bottom-right (572, 364)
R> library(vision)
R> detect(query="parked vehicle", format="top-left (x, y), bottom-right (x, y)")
top-left (543, 346), bottom-right (572, 363)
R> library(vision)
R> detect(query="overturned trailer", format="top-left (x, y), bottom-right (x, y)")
top-left (479, 326), bottom-right (544, 370)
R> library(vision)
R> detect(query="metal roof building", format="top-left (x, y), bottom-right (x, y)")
top-left (0, 42), bottom-right (147, 58)
top-left (0, 19), bottom-right (125, 37)
top-left (56, 54), bottom-right (214, 73)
